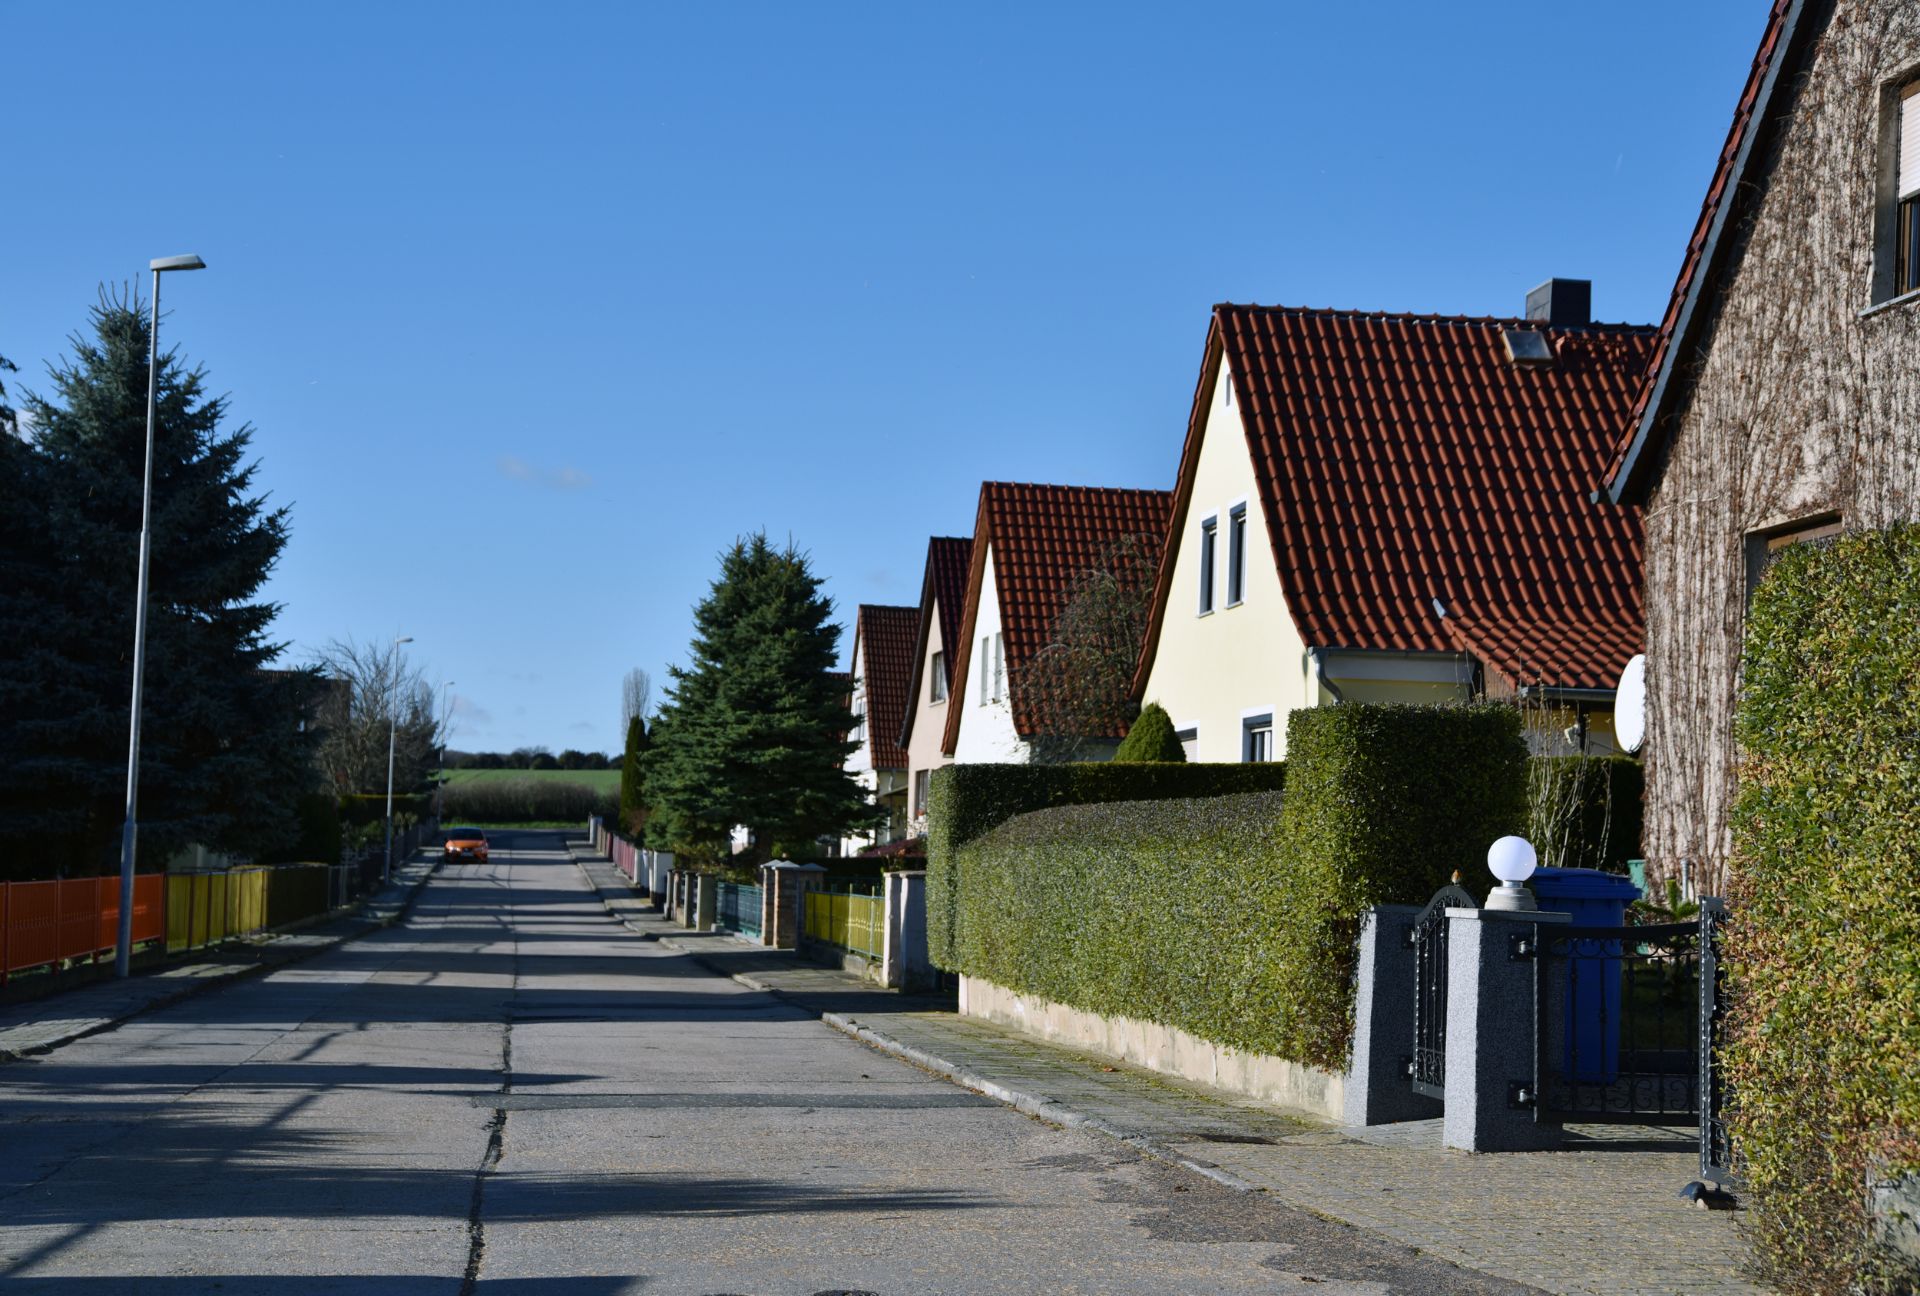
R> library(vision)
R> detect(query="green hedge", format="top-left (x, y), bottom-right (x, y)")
top-left (1728, 525), bottom-right (1920, 1294)
top-left (1527, 755), bottom-right (1642, 872)
top-left (440, 778), bottom-right (617, 825)
top-left (926, 760), bottom-right (1288, 969)
top-left (337, 793), bottom-right (431, 828)
top-left (932, 703), bottom-right (1527, 1070)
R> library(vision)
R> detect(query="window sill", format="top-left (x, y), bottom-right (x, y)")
top-left (1197, 608), bottom-right (1215, 619)
top-left (1225, 600), bottom-right (1245, 610)
top-left (1859, 288), bottom-right (1920, 320)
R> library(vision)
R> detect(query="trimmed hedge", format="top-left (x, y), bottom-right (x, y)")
top-left (1528, 755), bottom-right (1642, 872)
top-left (931, 703), bottom-right (1527, 1070)
top-left (440, 777), bottom-right (617, 825)
top-left (1727, 525), bottom-right (1920, 1294)
top-left (926, 760), bottom-right (1288, 969)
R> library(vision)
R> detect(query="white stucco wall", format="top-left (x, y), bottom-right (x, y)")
top-left (844, 636), bottom-right (873, 775)
top-left (1142, 364), bottom-right (1319, 761)
top-left (903, 601), bottom-right (953, 822)
top-left (951, 545), bottom-right (1029, 764)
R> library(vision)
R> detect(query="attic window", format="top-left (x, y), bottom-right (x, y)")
top-left (1502, 329), bottom-right (1554, 366)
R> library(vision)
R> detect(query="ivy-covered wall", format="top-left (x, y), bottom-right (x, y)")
top-left (1728, 525), bottom-right (1920, 1294)
top-left (929, 703), bottom-right (1527, 1071)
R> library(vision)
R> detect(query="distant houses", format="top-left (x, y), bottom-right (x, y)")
top-left (898, 536), bottom-right (972, 834)
top-left (840, 604), bottom-right (919, 855)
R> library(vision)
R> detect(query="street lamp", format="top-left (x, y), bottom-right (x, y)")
top-left (115, 253), bottom-right (207, 979)
top-left (385, 635), bottom-right (414, 884)
top-left (1486, 834), bottom-right (1539, 912)
top-left (436, 681), bottom-right (455, 821)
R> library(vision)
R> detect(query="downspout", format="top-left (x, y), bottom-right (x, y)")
top-left (1308, 647), bottom-right (1345, 704)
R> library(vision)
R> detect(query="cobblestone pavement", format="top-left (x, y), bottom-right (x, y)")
top-left (574, 847), bottom-right (1763, 1296)
top-left (0, 854), bottom-right (438, 1062)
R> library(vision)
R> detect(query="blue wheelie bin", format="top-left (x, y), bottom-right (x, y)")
top-left (1530, 867), bottom-right (1643, 1083)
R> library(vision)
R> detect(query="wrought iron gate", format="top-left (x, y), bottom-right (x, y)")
top-left (1406, 880), bottom-right (1477, 1100)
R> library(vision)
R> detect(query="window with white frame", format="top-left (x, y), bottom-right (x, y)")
top-left (1198, 515), bottom-right (1217, 614)
top-left (1898, 81), bottom-right (1920, 296)
top-left (978, 633), bottom-right (1005, 704)
top-left (1227, 503), bottom-right (1248, 605)
top-left (930, 650), bottom-right (947, 703)
top-left (914, 767), bottom-right (932, 817)
top-left (1242, 712), bottom-right (1274, 762)
top-left (850, 691), bottom-right (865, 744)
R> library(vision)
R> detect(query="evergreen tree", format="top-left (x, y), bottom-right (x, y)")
top-left (645, 533), bottom-right (872, 863)
top-left (1114, 702), bottom-right (1188, 762)
top-left (618, 714), bottom-right (650, 833)
top-left (0, 293), bottom-right (316, 876)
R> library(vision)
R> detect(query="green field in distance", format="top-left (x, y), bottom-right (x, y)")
top-left (441, 768), bottom-right (620, 792)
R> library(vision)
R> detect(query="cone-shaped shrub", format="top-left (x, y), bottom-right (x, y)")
top-left (1114, 702), bottom-right (1186, 762)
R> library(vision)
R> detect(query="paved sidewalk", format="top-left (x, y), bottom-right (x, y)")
top-left (570, 842), bottom-right (1762, 1296)
top-left (0, 853), bottom-right (439, 1062)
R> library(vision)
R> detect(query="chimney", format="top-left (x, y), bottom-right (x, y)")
top-left (1524, 278), bottom-right (1591, 327)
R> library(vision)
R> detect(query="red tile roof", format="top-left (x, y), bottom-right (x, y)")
top-left (1137, 304), bottom-right (1655, 695)
top-left (946, 483), bottom-right (1173, 750)
top-left (1603, 0), bottom-right (1801, 503)
top-left (897, 536), bottom-right (973, 750)
top-left (852, 604), bottom-right (919, 770)
top-left (1443, 607), bottom-right (1646, 695)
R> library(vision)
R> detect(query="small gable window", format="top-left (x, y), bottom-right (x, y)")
top-left (930, 650), bottom-right (947, 703)
top-left (1198, 515), bottom-right (1218, 614)
top-left (1227, 503), bottom-right (1248, 606)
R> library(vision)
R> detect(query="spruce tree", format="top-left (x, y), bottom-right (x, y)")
top-left (1114, 702), bottom-right (1187, 762)
top-left (0, 293), bottom-right (317, 876)
top-left (645, 534), bottom-right (872, 863)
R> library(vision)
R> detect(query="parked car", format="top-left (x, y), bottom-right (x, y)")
top-left (442, 827), bottom-right (489, 863)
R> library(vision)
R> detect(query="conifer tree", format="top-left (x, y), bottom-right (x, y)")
top-left (1114, 702), bottom-right (1187, 762)
top-left (0, 293), bottom-right (317, 876)
top-left (645, 534), bottom-right (872, 863)
top-left (618, 713), bottom-right (649, 834)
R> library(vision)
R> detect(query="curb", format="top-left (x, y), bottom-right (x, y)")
top-left (565, 848), bottom-right (1261, 1194)
top-left (0, 857), bottom-right (442, 1065)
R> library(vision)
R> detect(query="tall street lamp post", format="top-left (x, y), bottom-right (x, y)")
top-left (437, 680), bottom-right (455, 821)
top-left (116, 254), bottom-right (207, 979)
top-left (385, 635), bottom-right (414, 884)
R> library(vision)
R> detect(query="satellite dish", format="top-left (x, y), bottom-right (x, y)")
top-left (1614, 654), bottom-right (1646, 753)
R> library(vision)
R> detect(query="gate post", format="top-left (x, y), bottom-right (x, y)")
top-left (693, 875), bottom-right (718, 932)
top-left (1343, 904), bottom-right (1438, 1126)
top-left (1442, 906), bottom-right (1570, 1152)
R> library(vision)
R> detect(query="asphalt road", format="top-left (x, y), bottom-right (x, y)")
top-left (0, 831), bottom-right (1532, 1295)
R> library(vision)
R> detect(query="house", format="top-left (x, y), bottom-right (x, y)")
top-left (1600, 0), bottom-right (1920, 895)
top-left (898, 536), bottom-right (973, 831)
top-left (1133, 292), bottom-right (1655, 762)
top-left (840, 604), bottom-right (919, 854)
top-left (943, 482), bottom-right (1173, 764)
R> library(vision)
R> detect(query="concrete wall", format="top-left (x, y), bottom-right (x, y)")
top-left (951, 545), bottom-right (1029, 764)
top-left (959, 974), bottom-right (1344, 1123)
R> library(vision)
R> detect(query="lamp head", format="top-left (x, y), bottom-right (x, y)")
top-left (1487, 835), bottom-right (1538, 885)
top-left (150, 255), bottom-right (206, 273)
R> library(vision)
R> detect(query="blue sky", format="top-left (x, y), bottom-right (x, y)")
top-left (2, 1), bottom-right (1761, 756)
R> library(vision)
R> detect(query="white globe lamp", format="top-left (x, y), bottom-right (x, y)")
top-left (1486, 834), bottom-right (1538, 911)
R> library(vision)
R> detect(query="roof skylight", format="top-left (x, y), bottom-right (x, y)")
top-left (1503, 330), bottom-right (1554, 366)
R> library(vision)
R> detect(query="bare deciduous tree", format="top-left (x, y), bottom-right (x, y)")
top-left (620, 667), bottom-right (652, 730)
top-left (311, 637), bottom-right (445, 796)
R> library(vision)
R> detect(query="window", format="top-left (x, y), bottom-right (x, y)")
top-left (1242, 713), bottom-right (1274, 763)
top-left (1174, 726), bottom-right (1198, 762)
top-left (978, 633), bottom-right (1005, 704)
top-left (1900, 82), bottom-right (1920, 295)
top-left (1746, 515), bottom-right (1843, 601)
top-left (930, 651), bottom-right (947, 703)
top-left (914, 768), bottom-right (932, 817)
top-left (1198, 516), bottom-right (1218, 614)
top-left (1227, 503), bottom-right (1247, 605)
top-left (850, 693), bottom-right (865, 744)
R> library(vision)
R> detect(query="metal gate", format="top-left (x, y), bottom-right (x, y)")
top-left (1697, 899), bottom-right (1734, 1184)
top-left (1406, 880), bottom-right (1478, 1100)
top-left (1530, 916), bottom-right (1703, 1123)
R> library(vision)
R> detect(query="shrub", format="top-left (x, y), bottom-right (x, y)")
top-left (1727, 525), bottom-right (1920, 1294)
top-left (926, 759), bottom-right (1287, 968)
top-left (271, 792), bottom-right (342, 865)
top-left (1527, 755), bottom-right (1642, 872)
top-left (1114, 702), bottom-right (1187, 762)
top-left (439, 777), bottom-right (616, 825)
top-left (337, 793), bottom-right (430, 828)
top-left (931, 702), bottom-right (1526, 1071)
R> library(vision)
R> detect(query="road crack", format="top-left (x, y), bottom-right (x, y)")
top-left (459, 853), bottom-right (519, 1296)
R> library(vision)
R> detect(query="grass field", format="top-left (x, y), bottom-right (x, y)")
top-left (442, 768), bottom-right (620, 792)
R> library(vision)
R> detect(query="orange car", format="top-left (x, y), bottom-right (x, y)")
top-left (442, 827), bottom-right (489, 862)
